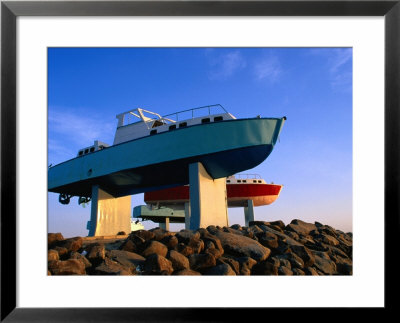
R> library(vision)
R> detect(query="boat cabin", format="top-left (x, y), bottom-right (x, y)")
top-left (77, 140), bottom-right (110, 157)
top-left (113, 104), bottom-right (236, 145)
top-left (226, 174), bottom-right (267, 184)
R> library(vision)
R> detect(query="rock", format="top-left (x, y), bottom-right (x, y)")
top-left (279, 258), bottom-right (291, 269)
top-left (217, 257), bottom-right (240, 274)
top-left (204, 247), bottom-right (223, 259)
top-left (252, 261), bottom-right (279, 275)
top-left (133, 230), bottom-right (155, 241)
top-left (53, 246), bottom-right (68, 259)
top-left (248, 225), bottom-right (264, 235)
top-left (144, 254), bottom-right (173, 275)
top-left (223, 227), bottom-right (245, 236)
top-left (206, 225), bottom-right (220, 235)
top-left (48, 249), bottom-right (59, 262)
top-left (292, 268), bottom-right (305, 275)
top-left (168, 250), bottom-right (189, 271)
top-left (188, 238), bottom-right (204, 254)
top-left (203, 264), bottom-right (236, 275)
top-left (175, 230), bottom-right (201, 244)
top-left (108, 250), bottom-right (145, 269)
top-left (284, 231), bottom-right (300, 241)
top-left (188, 253), bottom-right (216, 271)
top-left (249, 221), bottom-right (270, 227)
top-left (48, 233), bottom-right (64, 248)
top-left (257, 225), bottom-right (302, 247)
top-left (269, 220), bottom-right (286, 229)
top-left (87, 244), bottom-right (106, 265)
top-left (313, 255), bottom-right (337, 275)
top-left (267, 256), bottom-right (280, 267)
top-left (69, 251), bottom-right (92, 268)
top-left (173, 269), bottom-right (202, 275)
top-left (120, 239), bottom-right (137, 253)
top-left (176, 243), bottom-right (194, 257)
top-left (277, 253), bottom-right (304, 269)
top-left (236, 257), bottom-right (257, 275)
top-left (48, 259), bottom-right (86, 275)
top-left (93, 258), bottom-right (133, 275)
top-left (285, 219), bottom-right (317, 236)
top-left (142, 240), bottom-right (168, 258)
top-left (230, 224), bottom-right (242, 230)
top-left (318, 233), bottom-right (340, 246)
top-left (150, 227), bottom-right (171, 241)
top-left (304, 267), bottom-right (319, 275)
top-left (268, 225), bottom-right (284, 233)
top-left (257, 232), bottom-right (279, 249)
top-left (290, 245), bottom-right (315, 267)
top-left (199, 231), bottom-right (224, 255)
top-left (161, 235), bottom-right (179, 249)
top-left (55, 237), bottom-right (83, 253)
top-left (214, 231), bottom-right (270, 262)
top-left (278, 266), bottom-right (293, 275)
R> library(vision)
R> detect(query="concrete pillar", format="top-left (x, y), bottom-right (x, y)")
top-left (184, 202), bottom-right (191, 230)
top-left (87, 185), bottom-right (131, 236)
top-left (189, 162), bottom-right (228, 230)
top-left (159, 217), bottom-right (170, 231)
top-left (244, 199), bottom-right (255, 227)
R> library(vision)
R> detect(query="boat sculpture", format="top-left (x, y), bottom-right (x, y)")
top-left (48, 104), bottom-right (286, 203)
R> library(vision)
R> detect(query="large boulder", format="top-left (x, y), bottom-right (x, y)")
top-left (160, 235), bottom-right (179, 249)
top-left (69, 251), bottom-right (92, 269)
top-left (133, 230), bottom-right (155, 241)
top-left (108, 250), bottom-right (145, 270)
top-left (214, 231), bottom-right (270, 262)
top-left (290, 245), bottom-right (315, 268)
top-left (285, 219), bottom-right (317, 236)
top-left (175, 230), bottom-right (201, 244)
top-left (48, 259), bottom-right (86, 275)
top-left (276, 253), bottom-right (304, 269)
top-left (55, 237), bottom-right (83, 253)
top-left (93, 258), bottom-right (133, 275)
top-left (48, 249), bottom-right (59, 262)
top-left (236, 257), bottom-right (257, 275)
top-left (144, 254), bottom-right (173, 275)
top-left (252, 261), bottom-right (279, 275)
top-left (168, 250), bottom-right (190, 271)
top-left (188, 253), bottom-right (216, 272)
top-left (87, 244), bottom-right (106, 266)
top-left (48, 233), bottom-right (64, 248)
top-left (217, 257), bottom-right (240, 274)
top-left (142, 240), bottom-right (168, 258)
top-left (257, 231), bottom-right (279, 249)
top-left (313, 254), bottom-right (337, 275)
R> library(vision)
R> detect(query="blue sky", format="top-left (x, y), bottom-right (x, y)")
top-left (48, 47), bottom-right (352, 237)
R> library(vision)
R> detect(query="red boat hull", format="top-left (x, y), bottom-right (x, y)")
top-left (144, 183), bottom-right (282, 207)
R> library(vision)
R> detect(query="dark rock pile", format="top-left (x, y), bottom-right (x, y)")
top-left (48, 219), bottom-right (352, 275)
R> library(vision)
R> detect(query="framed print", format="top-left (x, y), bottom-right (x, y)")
top-left (1, 0), bottom-right (399, 321)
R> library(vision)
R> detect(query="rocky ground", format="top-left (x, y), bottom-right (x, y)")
top-left (48, 219), bottom-right (352, 276)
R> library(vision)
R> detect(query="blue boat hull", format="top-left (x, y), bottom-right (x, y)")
top-left (48, 117), bottom-right (285, 198)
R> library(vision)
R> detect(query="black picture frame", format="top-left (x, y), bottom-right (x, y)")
top-left (1, 0), bottom-right (398, 321)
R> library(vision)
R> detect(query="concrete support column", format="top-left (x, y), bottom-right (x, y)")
top-left (159, 217), bottom-right (170, 231)
top-left (189, 162), bottom-right (228, 230)
top-left (244, 199), bottom-right (255, 227)
top-left (184, 202), bottom-right (191, 230)
top-left (87, 185), bottom-right (131, 236)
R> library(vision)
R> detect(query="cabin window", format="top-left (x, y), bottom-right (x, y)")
top-left (253, 180), bottom-right (257, 183)
top-left (150, 129), bottom-right (157, 135)
top-left (227, 180), bottom-right (230, 183)
top-left (152, 120), bottom-right (164, 128)
top-left (258, 180), bottom-right (262, 183)
top-left (237, 180), bottom-right (242, 183)
top-left (99, 145), bottom-right (104, 150)
top-left (79, 151), bottom-right (83, 156)
top-left (201, 118), bottom-right (210, 123)
top-left (214, 116), bottom-right (223, 122)
top-left (169, 125), bottom-right (177, 130)
top-left (179, 122), bottom-right (187, 128)
top-left (90, 147), bottom-right (95, 153)
top-left (84, 149), bottom-right (89, 154)
top-left (243, 180), bottom-right (247, 183)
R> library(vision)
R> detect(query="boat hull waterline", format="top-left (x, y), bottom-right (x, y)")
top-left (48, 117), bottom-right (285, 198)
